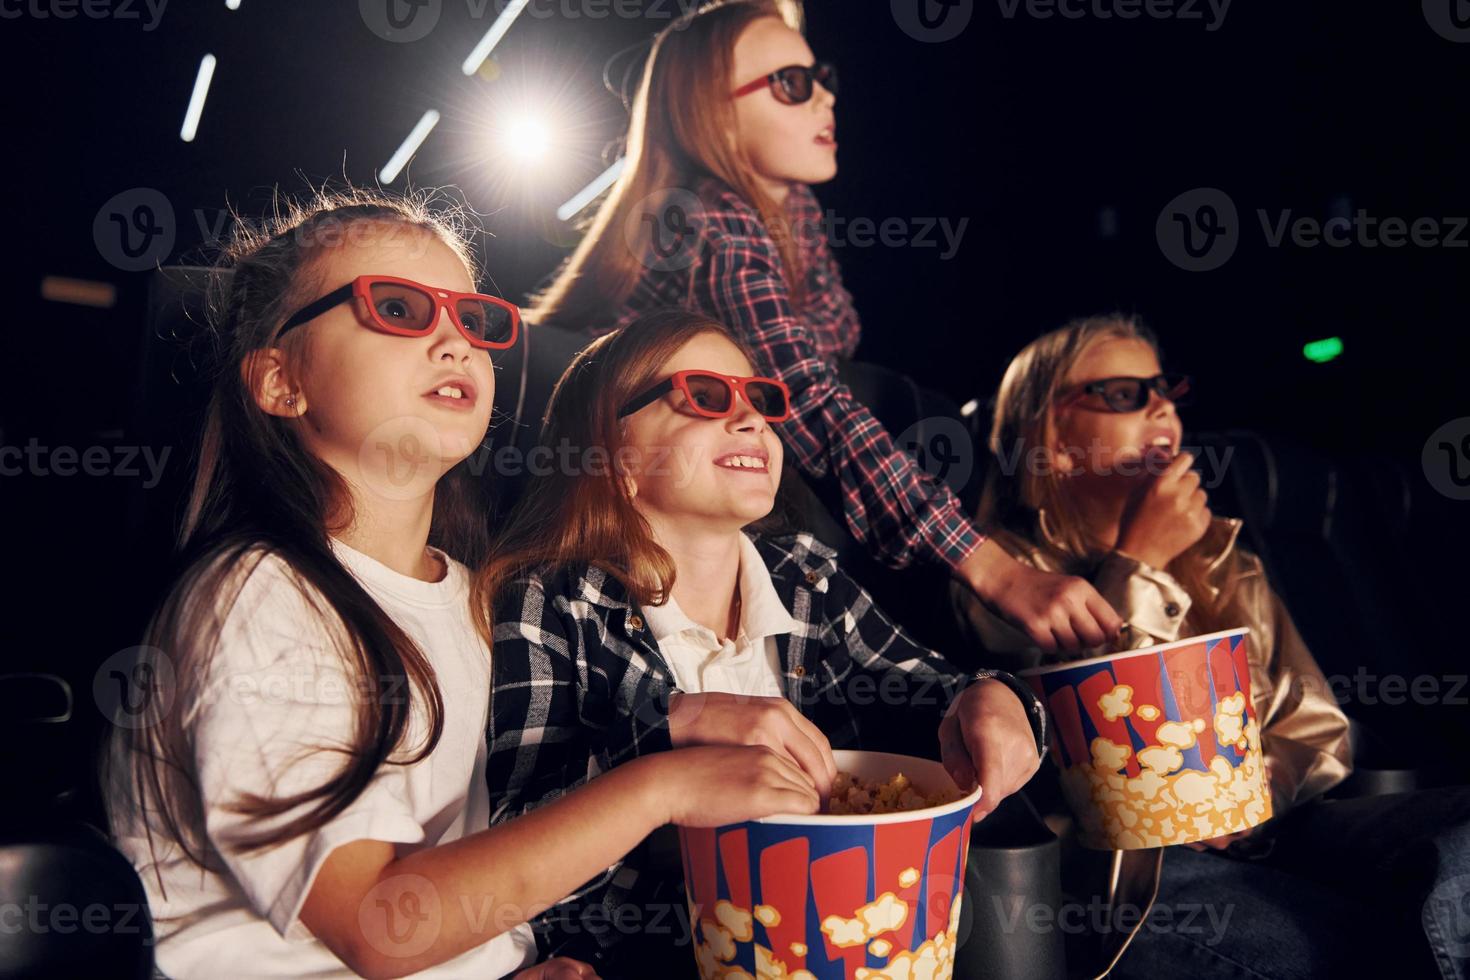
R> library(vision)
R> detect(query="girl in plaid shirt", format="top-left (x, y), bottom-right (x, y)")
top-left (527, 0), bottom-right (1121, 656)
top-left (478, 310), bottom-right (1048, 971)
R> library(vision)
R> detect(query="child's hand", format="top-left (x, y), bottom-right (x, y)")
top-left (962, 539), bottom-right (1122, 652)
top-left (936, 679), bottom-right (1043, 820)
top-left (1117, 451), bottom-right (1212, 570)
top-left (647, 745), bottom-right (822, 827)
top-left (513, 957), bottom-right (600, 979)
top-left (668, 692), bottom-right (837, 799)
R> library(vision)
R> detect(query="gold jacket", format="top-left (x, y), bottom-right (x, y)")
top-left (951, 515), bottom-right (1352, 974)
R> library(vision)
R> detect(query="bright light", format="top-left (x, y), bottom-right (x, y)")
top-left (504, 115), bottom-right (551, 163)
top-left (180, 54), bottom-right (217, 143)
top-left (381, 110), bottom-right (441, 184)
top-left (556, 157), bottom-right (626, 222)
top-left (462, 0), bottom-right (532, 76)
top-left (225, 0), bottom-right (241, 9)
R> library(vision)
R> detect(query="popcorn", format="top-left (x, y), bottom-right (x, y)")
top-left (821, 914), bottom-right (868, 948)
top-left (1063, 741), bottom-right (1272, 847)
top-left (698, 903), bottom-right (822, 980)
top-left (1155, 720), bottom-right (1201, 749)
top-left (754, 944), bottom-right (817, 980)
top-left (1213, 693), bottom-right (1247, 746)
top-left (1137, 745), bottom-right (1183, 775)
top-left (1127, 770), bottom-right (1168, 800)
top-left (859, 893), bottom-right (909, 936)
top-left (1098, 684), bottom-right (1135, 722)
top-left (828, 771), bottom-right (959, 815)
top-left (705, 922), bottom-right (737, 961)
top-left (1172, 771), bottom-right (1217, 806)
top-left (1090, 737), bottom-right (1131, 771)
top-left (715, 900), bottom-right (754, 943)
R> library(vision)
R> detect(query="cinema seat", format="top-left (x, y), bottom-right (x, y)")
top-left (1191, 430), bottom-right (1455, 786)
top-left (771, 360), bottom-right (985, 661)
top-left (482, 318), bottom-right (605, 521)
top-left (0, 673), bottom-right (155, 979)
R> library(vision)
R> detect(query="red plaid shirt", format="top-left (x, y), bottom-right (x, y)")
top-left (606, 177), bottom-right (984, 571)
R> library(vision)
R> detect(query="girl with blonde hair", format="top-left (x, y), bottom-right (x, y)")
top-left (954, 313), bottom-right (1470, 980)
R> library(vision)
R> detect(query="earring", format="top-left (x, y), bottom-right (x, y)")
top-left (285, 394), bottom-right (298, 410)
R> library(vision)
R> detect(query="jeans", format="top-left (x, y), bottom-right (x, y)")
top-left (1116, 787), bottom-right (1470, 980)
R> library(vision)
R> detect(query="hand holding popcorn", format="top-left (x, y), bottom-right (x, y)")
top-left (937, 678), bottom-right (1042, 820)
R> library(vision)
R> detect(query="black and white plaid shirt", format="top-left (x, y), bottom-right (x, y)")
top-left (485, 532), bottom-right (1045, 963)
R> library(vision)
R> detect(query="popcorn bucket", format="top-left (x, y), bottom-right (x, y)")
top-left (677, 749), bottom-right (984, 980)
top-left (1020, 627), bottom-right (1272, 850)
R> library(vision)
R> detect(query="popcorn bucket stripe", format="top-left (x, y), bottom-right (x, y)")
top-left (686, 825), bottom-right (719, 922)
top-left (758, 836), bottom-right (810, 971)
top-left (1202, 644), bottom-right (1233, 765)
top-left (1157, 652), bottom-right (1212, 774)
top-left (721, 828), bottom-right (754, 910)
top-left (1113, 654), bottom-right (1168, 749)
top-left (922, 823), bottom-right (964, 943)
top-left (1207, 641), bottom-right (1237, 717)
top-left (1163, 646), bottom-right (1213, 740)
top-left (871, 821), bottom-right (931, 951)
top-left (811, 846), bottom-right (871, 973)
top-left (1047, 685), bottom-right (1090, 770)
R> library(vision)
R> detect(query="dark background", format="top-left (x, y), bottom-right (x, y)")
top-left (2, 1), bottom-right (1467, 793)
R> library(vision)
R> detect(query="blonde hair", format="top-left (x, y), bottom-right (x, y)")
top-left (528, 0), bottom-right (807, 329)
top-left (979, 313), bottom-right (1249, 635)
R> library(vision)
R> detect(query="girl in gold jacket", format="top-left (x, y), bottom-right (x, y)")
top-left (952, 313), bottom-right (1470, 980)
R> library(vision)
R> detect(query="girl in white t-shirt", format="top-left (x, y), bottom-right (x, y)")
top-left (104, 190), bottom-right (821, 980)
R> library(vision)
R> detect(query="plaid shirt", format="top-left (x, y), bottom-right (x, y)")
top-left (485, 532), bottom-right (1045, 961)
top-left (606, 178), bottom-right (986, 572)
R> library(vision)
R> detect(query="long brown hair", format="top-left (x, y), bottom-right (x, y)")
top-left (473, 308), bottom-right (786, 637)
top-left (107, 187), bottom-right (492, 877)
top-left (527, 0), bottom-right (807, 329)
top-left (978, 314), bottom-right (1250, 635)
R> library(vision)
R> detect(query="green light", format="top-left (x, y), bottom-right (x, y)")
top-left (1303, 337), bottom-right (1344, 364)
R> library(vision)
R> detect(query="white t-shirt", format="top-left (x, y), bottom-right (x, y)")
top-left (109, 538), bottom-right (536, 979)
top-left (641, 534), bottom-right (801, 697)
